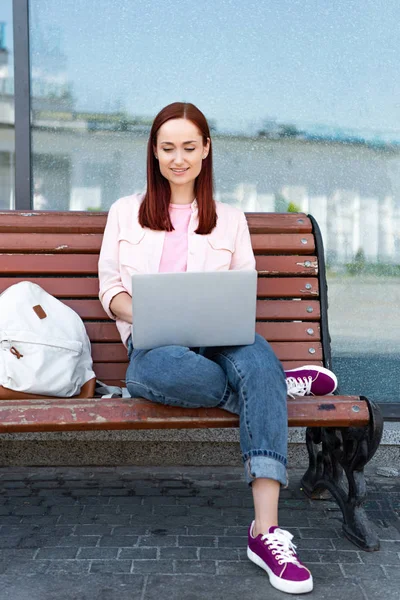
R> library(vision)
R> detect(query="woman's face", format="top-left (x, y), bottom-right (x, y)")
top-left (154, 118), bottom-right (210, 190)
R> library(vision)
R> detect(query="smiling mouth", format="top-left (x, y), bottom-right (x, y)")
top-left (171, 168), bottom-right (189, 173)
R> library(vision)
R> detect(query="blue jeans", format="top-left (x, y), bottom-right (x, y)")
top-left (126, 333), bottom-right (288, 486)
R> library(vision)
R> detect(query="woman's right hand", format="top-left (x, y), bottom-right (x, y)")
top-left (109, 292), bottom-right (133, 324)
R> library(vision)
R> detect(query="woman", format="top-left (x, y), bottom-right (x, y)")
top-left (99, 102), bottom-right (318, 594)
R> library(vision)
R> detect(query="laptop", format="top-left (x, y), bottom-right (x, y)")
top-left (131, 270), bottom-right (257, 349)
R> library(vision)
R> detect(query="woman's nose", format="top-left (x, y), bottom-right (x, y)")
top-left (173, 151), bottom-right (184, 165)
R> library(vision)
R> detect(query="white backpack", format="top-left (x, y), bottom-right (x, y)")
top-left (0, 281), bottom-right (96, 397)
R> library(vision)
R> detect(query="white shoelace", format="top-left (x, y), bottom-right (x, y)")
top-left (261, 528), bottom-right (299, 565)
top-left (286, 376), bottom-right (313, 398)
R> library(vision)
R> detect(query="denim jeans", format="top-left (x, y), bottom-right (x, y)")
top-left (126, 333), bottom-right (288, 486)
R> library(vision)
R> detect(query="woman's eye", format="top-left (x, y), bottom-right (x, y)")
top-left (185, 148), bottom-right (195, 152)
top-left (162, 148), bottom-right (172, 152)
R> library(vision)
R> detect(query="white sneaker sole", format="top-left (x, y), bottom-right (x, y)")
top-left (285, 365), bottom-right (338, 394)
top-left (247, 547), bottom-right (313, 594)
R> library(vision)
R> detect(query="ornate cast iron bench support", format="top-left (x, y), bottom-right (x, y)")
top-left (301, 397), bottom-right (383, 551)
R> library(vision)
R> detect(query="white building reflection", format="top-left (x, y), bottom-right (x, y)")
top-left (0, 33), bottom-right (399, 266)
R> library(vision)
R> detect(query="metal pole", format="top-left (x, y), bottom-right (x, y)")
top-left (13, 0), bottom-right (31, 209)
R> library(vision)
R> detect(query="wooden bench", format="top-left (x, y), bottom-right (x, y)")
top-left (0, 210), bottom-right (383, 551)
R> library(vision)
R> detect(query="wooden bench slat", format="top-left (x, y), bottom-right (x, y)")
top-left (90, 341), bottom-right (322, 363)
top-left (255, 255), bottom-right (318, 275)
top-left (0, 211), bottom-right (107, 233)
top-left (93, 359), bottom-right (324, 382)
top-left (0, 233), bottom-right (315, 255)
top-left (0, 276), bottom-right (319, 300)
top-left (0, 254), bottom-right (319, 277)
top-left (0, 254), bottom-right (98, 274)
top-left (0, 396), bottom-right (369, 433)
top-left (256, 300), bottom-right (320, 320)
top-left (251, 234), bottom-right (315, 254)
top-left (256, 322), bottom-right (320, 341)
top-left (0, 277), bottom-right (99, 297)
top-left (257, 277), bottom-right (319, 298)
top-left (85, 322), bottom-right (321, 343)
top-left (62, 299), bottom-right (321, 321)
top-left (247, 213), bottom-right (312, 234)
top-left (0, 233), bottom-right (103, 254)
top-left (0, 211), bottom-right (312, 235)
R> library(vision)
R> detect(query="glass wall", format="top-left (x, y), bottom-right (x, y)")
top-left (29, 0), bottom-right (399, 403)
top-left (0, 1), bottom-right (14, 209)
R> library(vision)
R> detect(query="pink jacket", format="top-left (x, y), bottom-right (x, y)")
top-left (98, 193), bottom-right (256, 345)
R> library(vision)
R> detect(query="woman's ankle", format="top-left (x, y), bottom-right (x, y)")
top-left (252, 520), bottom-right (278, 538)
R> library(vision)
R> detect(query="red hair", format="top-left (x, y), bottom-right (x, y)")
top-left (138, 102), bottom-right (217, 234)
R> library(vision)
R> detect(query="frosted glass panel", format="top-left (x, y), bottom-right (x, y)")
top-left (29, 0), bottom-right (400, 402)
top-left (0, 1), bottom-right (15, 209)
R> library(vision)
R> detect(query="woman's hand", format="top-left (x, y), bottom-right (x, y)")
top-left (109, 292), bottom-right (133, 324)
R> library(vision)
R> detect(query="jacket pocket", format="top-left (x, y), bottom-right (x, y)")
top-left (206, 234), bottom-right (234, 269)
top-left (118, 228), bottom-right (146, 267)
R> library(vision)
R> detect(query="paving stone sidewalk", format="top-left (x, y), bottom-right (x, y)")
top-left (0, 465), bottom-right (398, 600)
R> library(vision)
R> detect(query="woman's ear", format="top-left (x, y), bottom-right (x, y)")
top-left (153, 145), bottom-right (158, 159)
top-left (203, 138), bottom-right (210, 159)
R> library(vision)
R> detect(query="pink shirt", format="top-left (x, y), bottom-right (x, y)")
top-left (98, 194), bottom-right (256, 346)
top-left (158, 202), bottom-right (193, 273)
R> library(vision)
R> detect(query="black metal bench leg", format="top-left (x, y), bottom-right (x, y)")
top-left (301, 398), bottom-right (383, 551)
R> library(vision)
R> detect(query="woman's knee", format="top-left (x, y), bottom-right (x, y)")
top-left (126, 345), bottom-right (191, 387)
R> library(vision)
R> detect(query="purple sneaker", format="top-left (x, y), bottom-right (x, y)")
top-left (247, 522), bottom-right (313, 594)
top-left (285, 365), bottom-right (337, 397)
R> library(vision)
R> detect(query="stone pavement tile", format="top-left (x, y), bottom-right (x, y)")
top-left (318, 550), bottom-right (362, 563)
top-left (178, 535), bottom-right (215, 547)
top-left (160, 546), bottom-right (197, 559)
top-left (99, 535), bottom-right (139, 547)
top-left (56, 535), bottom-right (100, 547)
top-left (217, 535), bottom-right (247, 548)
top-left (116, 505), bottom-right (154, 516)
top-left (35, 547), bottom-right (78, 559)
top-left (0, 516), bottom-right (23, 525)
top-left (0, 535), bottom-right (23, 548)
top-left (6, 524), bottom-right (73, 537)
top-left (0, 573), bottom-right (145, 600)
top-left (222, 526), bottom-right (248, 536)
top-left (60, 514), bottom-right (131, 525)
top-left (342, 564), bottom-right (387, 579)
top-left (108, 496), bottom-right (143, 505)
top-left (299, 527), bottom-right (340, 539)
top-left (90, 559), bottom-right (133, 574)
top-left (199, 547), bottom-right (239, 560)
top-left (45, 559), bottom-right (91, 574)
top-left (381, 565), bottom-right (400, 579)
top-left (186, 525), bottom-right (226, 535)
top-left (139, 535), bottom-right (177, 547)
top-left (112, 525), bottom-right (149, 536)
top-left (147, 526), bottom-right (187, 535)
top-left (377, 540), bottom-right (400, 551)
top-left (360, 580), bottom-right (400, 600)
top-left (306, 563), bottom-right (343, 581)
top-left (0, 548), bottom-right (36, 560)
top-left (143, 575), bottom-right (365, 600)
top-left (295, 537), bottom-right (335, 550)
top-left (78, 547), bottom-right (119, 559)
top-left (377, 525), bottom-right (400, 541)
top-left (152, 505), bottom-right (188, 517)
top-left (132, 559), bottom-right (173, 574)
top-left (0, 558), bottom-right (49, 576)
top-left (359, 550), bottom-right (400, 564)
top-left (217, 560), bottom-right (264, 577)
top-left (119, 548), bottom-right (157, 560)
top-left (175, 560), bottom-right (216, 574)
top-left (73, 524), bottom-right (113, 536)
top-left (18, 535), bottom-right (61, 548)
